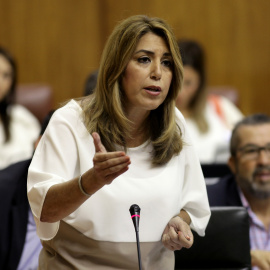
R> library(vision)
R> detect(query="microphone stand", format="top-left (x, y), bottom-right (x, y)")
top-left (135, 226), bottom-right (142, 270)
top-left (129, 204), bottom-right (142, 270)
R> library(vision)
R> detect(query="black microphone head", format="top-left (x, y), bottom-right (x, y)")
top-left (129, 204), bottom-right (141, 216)
top-left (129, 204), bottom-right (141, 232)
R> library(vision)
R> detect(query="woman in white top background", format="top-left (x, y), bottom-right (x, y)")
top-left (176, 40), bottom-right (244, 164)
top-left (28, 15), bottom-right (210, 269)
top-left (0, 46), bottom-right (40, 169)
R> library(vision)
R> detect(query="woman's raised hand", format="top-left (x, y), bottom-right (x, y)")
top-left (91, 132), bottom-right (131, 185)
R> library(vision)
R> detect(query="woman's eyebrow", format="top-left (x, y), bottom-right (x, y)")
top-left (134, 49), bottom-right (171, 57)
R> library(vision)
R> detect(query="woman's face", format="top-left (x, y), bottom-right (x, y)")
top-left (121, 32), bottom-right (173, 118)
top-left (175, 65), bottom-right (200, 110)
top-left (0, 54), bottom-right (13, 101)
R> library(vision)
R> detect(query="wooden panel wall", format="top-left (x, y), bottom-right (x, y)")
top-left (1, 0), bottom-right (269, 115)
top-left (0, 0), bottom-right (104, 107)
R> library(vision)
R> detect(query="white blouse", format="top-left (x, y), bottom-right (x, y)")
top-left (0, 104), bottom-right (40, 169)
top-left (27, 100), bottom-right (210, 243)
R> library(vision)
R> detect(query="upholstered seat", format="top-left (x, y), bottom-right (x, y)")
top-left (15, 84), bottom-right (54, 124)
top-left (174, 207), bottom-right (251, 270)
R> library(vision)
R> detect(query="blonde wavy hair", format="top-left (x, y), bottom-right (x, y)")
top-left (82, 15), bottom-right (184, 165)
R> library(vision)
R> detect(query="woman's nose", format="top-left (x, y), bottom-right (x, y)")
top-left (150, 62), bottom-right (162, 80)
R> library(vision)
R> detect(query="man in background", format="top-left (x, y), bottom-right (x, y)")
top-left (207, 114), bottom-right (270, 270)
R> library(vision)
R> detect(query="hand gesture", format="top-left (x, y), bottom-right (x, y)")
top-left (91, 132), bottom-right (131, 186)
top-left (162, 216), bottom-right (193, 251)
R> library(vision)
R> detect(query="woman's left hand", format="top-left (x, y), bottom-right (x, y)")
top-left (162, 216), bottom-right (193, 251)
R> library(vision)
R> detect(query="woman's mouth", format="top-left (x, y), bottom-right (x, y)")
top-left (144, 86), bottom-right (161, 96)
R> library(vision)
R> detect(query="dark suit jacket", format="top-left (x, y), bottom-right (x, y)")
top-left (206, 174), bottom-right (243, 207)
top-left (0, 159), bottom-right (31, 270)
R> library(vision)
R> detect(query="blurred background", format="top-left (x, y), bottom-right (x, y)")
top-left (1, 0), bottom-right (269, 115)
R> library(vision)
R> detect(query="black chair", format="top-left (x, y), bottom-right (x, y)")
top-left (201, 163), bottom-right (231, 179)
top-left (174, 207), bottom-right (251, 270)
top-left (201, 163), bottom-right (232, 185)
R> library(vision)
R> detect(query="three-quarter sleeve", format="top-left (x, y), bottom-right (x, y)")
top-left (27, 101), bottom-right (91, 240)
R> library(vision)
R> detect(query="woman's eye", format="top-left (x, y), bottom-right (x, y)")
top-left (138, 57), bottom-right (151, 64)
top-left (162, 60), bottom-right (172, 68)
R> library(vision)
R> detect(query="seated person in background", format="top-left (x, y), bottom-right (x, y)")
top-left (84, 69), bottom-right (98, 96)
top-left (207, 113), bottom-right (270, 270)
top-left (176, 40), bottom-right (244, 164)
top-left (0, 110), bottom-right (54, 270)
top-left (0, 46), bottom-right (40, 169)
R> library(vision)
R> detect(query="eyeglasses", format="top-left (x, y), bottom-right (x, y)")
top-left (237, 144), bottom-right (270, 160)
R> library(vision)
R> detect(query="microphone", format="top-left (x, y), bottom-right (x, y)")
top-left (129, 204), bottom-right (142, 270)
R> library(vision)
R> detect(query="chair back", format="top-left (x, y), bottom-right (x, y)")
top-left (16, 84), bottom-right (54, 124)
top-left (201, 163), bottom-right (231, 185)
top-left (174, 207), bottom-right (251, 270)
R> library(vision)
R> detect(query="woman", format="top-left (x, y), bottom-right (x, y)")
top-left (28, 15), bottom-right (210, 269)
top-left (176, 40), bottom-right (243, 164)
top-left (0, 47), bottom-right (40, 169)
